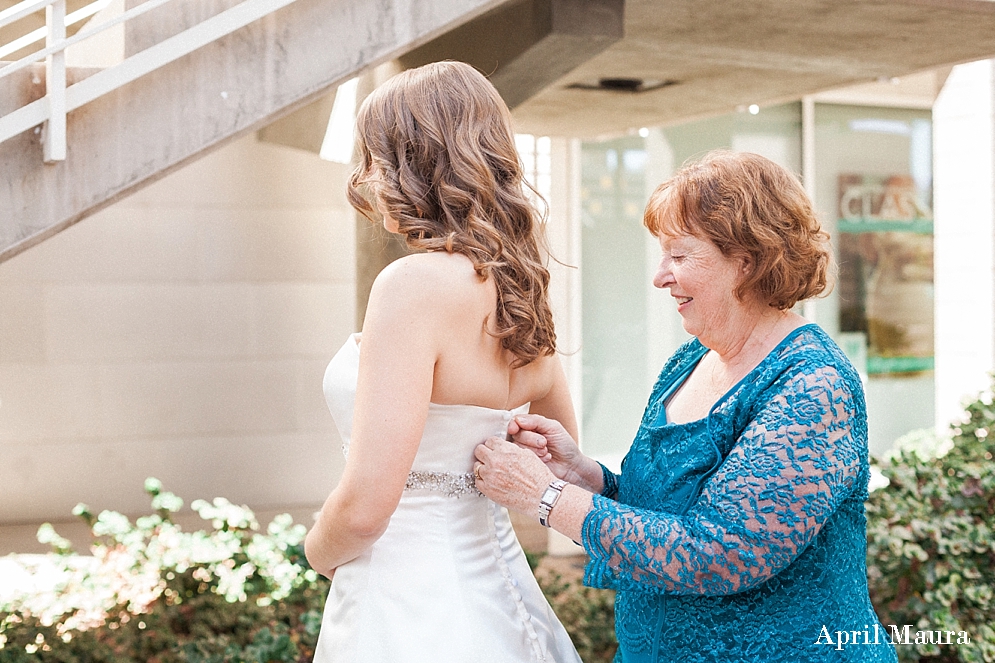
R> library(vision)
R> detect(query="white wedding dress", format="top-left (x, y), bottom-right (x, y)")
top-left (313, 334), bottom-right (582, 663)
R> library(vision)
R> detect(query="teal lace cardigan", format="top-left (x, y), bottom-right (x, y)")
top-left (581, 325), bottom-right (898, 663)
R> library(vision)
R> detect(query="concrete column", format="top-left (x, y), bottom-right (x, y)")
top-left (933, 59), bottom-right (995, 430)
top-left (546, 137), bottom-right (583, 422)
top-left (545, 136), bottom-right (584, 556)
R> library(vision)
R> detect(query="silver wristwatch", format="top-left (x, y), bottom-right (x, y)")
top-left (538, 479), bottom-right (568, 527)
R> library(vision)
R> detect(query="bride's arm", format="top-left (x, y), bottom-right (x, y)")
top-left (305, 258), bottom-right (443, 578)
top-left (527, 356), bottom-right (579, 440)
top-left (518, 358), bottom-right (604, 493)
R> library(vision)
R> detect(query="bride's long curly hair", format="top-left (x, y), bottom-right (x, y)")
top-left (347, 61), bottom-right (556, 367)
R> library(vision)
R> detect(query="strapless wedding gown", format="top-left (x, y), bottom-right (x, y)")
top-left (313, 334), bottom-right (582, 663)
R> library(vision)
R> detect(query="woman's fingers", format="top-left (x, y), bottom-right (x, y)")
top-left (474, 439), bottom-right (495, 462)
top-left (475, 438), bottom-right (531, 476)
top-left (512, 414), bottom-right (570, 444)
top-left (474, 437), bottom-right (559, 516)
top-left (512, 430), bottom-right (547, 449)
top-left (510, 430), bottom-right (551, 462)
top-left (510, 413), bottom-right (551, 434)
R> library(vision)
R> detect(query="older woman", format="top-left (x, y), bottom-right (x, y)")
top-left (474, 151), bottom-right (898, 663)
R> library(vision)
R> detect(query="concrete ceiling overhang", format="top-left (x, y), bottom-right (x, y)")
top-left (505, 0), bottom-right (995, 137)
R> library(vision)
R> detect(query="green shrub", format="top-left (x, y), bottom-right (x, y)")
top-left (534, 559), bottom-right (617, 663)
top-left (866, 384), bottom-right (995, 663)
top-left (0, 479), bottom-right (328, 662)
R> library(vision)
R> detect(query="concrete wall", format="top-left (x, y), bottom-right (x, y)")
top-left (933, 60), bottom-right (995, 431)
top-left (0, 134), bottom-right (355, 553)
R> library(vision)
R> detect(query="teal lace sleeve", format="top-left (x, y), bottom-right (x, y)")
top-left (582, 362), bottom-right (862, 596)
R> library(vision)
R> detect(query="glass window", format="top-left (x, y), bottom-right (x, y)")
top-left (580, 136), bottom-right (649, 461)
top-left (813, 104), bottom-right (934, 455)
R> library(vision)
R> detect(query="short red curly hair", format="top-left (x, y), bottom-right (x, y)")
top-left (644, 150), bottom-right (831, 310)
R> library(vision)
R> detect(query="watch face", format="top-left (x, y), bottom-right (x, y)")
top-left (541, 487), bottom-right (559, 503)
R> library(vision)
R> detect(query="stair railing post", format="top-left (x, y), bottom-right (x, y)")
top-left (43, 0), bottom-right (66, 162)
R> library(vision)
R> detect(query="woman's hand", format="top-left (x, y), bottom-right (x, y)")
top-left (508, 414), bottom-right (604, 493)
top-left (473, 437), bottom-right (556, 516)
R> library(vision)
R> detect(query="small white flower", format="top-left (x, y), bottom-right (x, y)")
top-left (150, 492), bottom-right (183, 513)
top-left (868, 465), bottom-right (891, 492)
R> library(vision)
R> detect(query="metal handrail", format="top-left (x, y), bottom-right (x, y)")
top-left (0, 0), bottom-right (172, 79)
top-left (0, 0), bottom-right (111, 60)
top-left (0, 0), bottom-right (59, 30)
top-left (0, 0), bottom-right (302, 162)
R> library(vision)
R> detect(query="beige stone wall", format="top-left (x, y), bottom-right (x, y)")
top-left (0, 134), bottom-right (354, 553)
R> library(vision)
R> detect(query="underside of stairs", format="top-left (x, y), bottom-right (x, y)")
top-left (0, 0), bottom-right (506, 261)
top-left (0, 0), bottom-right (623, 262)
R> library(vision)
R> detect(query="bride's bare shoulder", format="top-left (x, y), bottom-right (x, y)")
top-left (379, 251), bottom-right (478, 280)
top-left (371, 252), bottom-right (485, 309)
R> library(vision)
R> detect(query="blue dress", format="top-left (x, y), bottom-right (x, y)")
top-left (581, 325), bottom-right (898, 662)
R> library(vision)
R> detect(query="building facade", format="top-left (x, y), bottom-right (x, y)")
top-left (3, 0), bottom-right (995, 554)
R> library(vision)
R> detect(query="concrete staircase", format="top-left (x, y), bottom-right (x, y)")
top-left (0, 0), bottom-right (624, 263)
top-left (0, 0), bottom-right (512, 261)
top-left (0, 0), bottom-right (624, 262)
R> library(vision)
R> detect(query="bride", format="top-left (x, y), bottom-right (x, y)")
top-left (304, 61), bottom-right (583, 663)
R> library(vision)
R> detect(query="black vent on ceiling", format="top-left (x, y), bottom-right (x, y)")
top-left (567, 78), bottom-right (678, 93)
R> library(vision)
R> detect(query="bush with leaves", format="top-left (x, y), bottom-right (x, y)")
top-left (531, 556), bottom-right (617, 663)
top-left (866, 383), bottom-right (995, 663)
top-left (0, 478), bottom-right (328, 662)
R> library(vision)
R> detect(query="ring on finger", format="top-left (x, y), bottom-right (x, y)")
top-left (473, 464), bottom-right (482, 481)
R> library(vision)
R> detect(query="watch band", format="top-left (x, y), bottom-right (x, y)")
top-left (538, 479), bottom-right (568, 527)
top-left (598, 462), bottom-right (619, 499)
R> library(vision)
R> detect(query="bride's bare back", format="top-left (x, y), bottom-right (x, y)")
top-left (402, 252), bottom-right (562, 410)
top-left (305, 249), bottom-right (576, 577)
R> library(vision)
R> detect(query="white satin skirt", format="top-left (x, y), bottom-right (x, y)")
top-left (312, 490), bottom-right (581, 663)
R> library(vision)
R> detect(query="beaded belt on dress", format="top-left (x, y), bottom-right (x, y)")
top-left (404, 470), bottom-right (483, 498)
